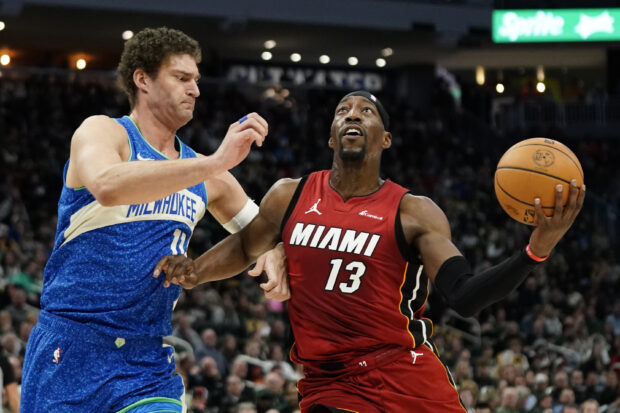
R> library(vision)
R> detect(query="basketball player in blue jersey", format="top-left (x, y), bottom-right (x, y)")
top-left (20, 27), bottom-right (289, 413)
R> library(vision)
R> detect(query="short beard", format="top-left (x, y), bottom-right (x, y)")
top-left (339, 148), bottom-right (365, 163)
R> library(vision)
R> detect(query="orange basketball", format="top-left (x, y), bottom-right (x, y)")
top-left (494, 137), bottom-right (584, 226)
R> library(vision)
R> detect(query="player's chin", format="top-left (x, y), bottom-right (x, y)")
top-left (177, 110), bottom-right (194, 125)
top-left (339, 148), bottom-right (365, 162)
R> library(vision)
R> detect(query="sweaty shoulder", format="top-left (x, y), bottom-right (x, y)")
top-left (66, 115), bottom-right (130, 188)
top-left (72, 115), bottom-right (128, 151)
top-left (260, 178), bottom-right (301, 228)
top-left (265, 178), bottom-right (301, 203)
top-left (399, 193), bottom-right (451, 243)
top-left (75, 115), bottom-right (126, 136)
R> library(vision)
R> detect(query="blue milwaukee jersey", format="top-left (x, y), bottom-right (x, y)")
top-left (40, 116), bottom-right (207, 338)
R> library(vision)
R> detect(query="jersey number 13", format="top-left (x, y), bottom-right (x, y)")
top-left (324, 258), bottom-right (367, 294)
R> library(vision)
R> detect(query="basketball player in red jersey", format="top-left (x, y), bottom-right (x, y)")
top-left (155, 91), bottom-right (586, 412)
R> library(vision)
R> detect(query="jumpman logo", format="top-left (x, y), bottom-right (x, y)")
top-left (305, 198), bottom-right (323, 215)
top-left (410, 350), bottom-right (423, 365)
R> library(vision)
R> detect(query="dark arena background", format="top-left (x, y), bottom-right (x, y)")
top-left (0, 0), bottom-right (618, 412)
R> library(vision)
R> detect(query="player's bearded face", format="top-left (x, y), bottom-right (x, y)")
top-left (330, 96), bottom-right (384, 163)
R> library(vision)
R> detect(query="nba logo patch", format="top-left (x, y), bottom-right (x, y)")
top-left (53, 347), bottom-right (61, 364)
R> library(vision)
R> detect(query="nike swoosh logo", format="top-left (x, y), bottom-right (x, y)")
top-left (137, 153), bottom-right (154, 161)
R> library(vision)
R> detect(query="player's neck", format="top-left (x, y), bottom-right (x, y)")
top-left (329, 162), bottom-right (383, 201)
top-left (129, 107), bottom-right (179, 158)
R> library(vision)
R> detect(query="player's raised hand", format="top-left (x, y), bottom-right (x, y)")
top-left (248, 243), bottom-right (290, 301)
top-left (153, 255), bottom-right (199, 289)
top-left (212, 112), bottom-right (268, 172)
top-left (529, 179), bottom-right (586, 257)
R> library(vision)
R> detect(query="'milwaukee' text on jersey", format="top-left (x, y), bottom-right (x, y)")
top-left (126, 191), bottom-right (201, 223)
top-left (288, 223), bottom-right (381, 257)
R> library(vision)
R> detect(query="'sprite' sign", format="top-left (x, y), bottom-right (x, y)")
top-left (493, 8), bottom-right (620, 43)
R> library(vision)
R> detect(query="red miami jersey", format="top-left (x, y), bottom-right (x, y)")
top-left (282, 170), bottom-right (434, 364)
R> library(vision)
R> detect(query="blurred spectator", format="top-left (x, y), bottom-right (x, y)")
top-left (605, 302), bottom-right (620, 336)
top-left (580, 399), bottom-right (599, 413)
top-left (599, 370), bottom-right (619, 406)
top-left (174, 312), bottom-right (203, 352)
top-left (475, 403), bottom-right (492, 413)
top-left (553, 388), bottom-right (576, 413)
top-left (561, 404), bottom-right (579, 413)
top-left (220, 374), bottom-right (256, 413)
top-left (192, 356), bottom-right (225, 407)
top-left (582, 335), bottom-right (610, 375)
top-left (0, 311), bottom-right (14, 335)
top-left (195, 328), bottom-right (229, 378)
top-left (188, 386), bottom-right (208, 413)
top-left (532, 394), bottom-right (553, 413)
top-left (570, 369), bottom-right (587, 404)
top-left (459, 379), bottom-right (479, 413)
top-left (255, 371), bottom-right (290, 413)
top-left (496, 386), bottom-right (519, 413)
top-left (235, 402), bottom-right (257, 413)
top-left (220, 333), bottom-right (241, 366)
top-left (551, 371), bottom-right (570, 401)
top-left (5, 284), bottom-right (39, 332)
top-left (176, 351), bottom-right (196, 391)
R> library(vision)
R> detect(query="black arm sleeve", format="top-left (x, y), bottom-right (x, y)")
top-left (433, 248), bottom-right (541, 318)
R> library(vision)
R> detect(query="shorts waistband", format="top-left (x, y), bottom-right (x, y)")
top-left (303, 346), bottom-right (406, 378)
top-left (36, 310), bottom-right (162, 350)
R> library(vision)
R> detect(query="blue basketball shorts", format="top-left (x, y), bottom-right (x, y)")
top-left (21, 310), bottom-right (185, 413)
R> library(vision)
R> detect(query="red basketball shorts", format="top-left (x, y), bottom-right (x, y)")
top-left (297, 344), bottom-right (466, 413)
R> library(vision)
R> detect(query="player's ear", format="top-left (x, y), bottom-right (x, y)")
top-left (133, 68), bottom-right (149, 93)
top-left (328, 136), bottom-right (335, 149)
top-left (382, 131), bottom-right (392, 149)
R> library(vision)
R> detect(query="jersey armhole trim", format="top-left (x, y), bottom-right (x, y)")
top-left (395, 192), bottom-right (419, 264)
top-left (62, 160), bottom-right (86, 191)
top-left (114, 116), bottom-right (133, 162)
top-left (280, 175), bottom-right (309, 234)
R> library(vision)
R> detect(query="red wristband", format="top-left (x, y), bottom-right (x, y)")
top-left (526, 244), bottom-right (549, 262)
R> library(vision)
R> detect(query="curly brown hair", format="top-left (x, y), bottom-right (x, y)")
top-left (117, 27), bottom-right (201, 108)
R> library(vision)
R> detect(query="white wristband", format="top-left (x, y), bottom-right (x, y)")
top-left (222, 198), bottom-right (259, 233)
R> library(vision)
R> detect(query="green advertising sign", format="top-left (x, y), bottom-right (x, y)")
top-left (493, 9), bottom-right (620, 43)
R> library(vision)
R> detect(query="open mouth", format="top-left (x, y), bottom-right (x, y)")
top-left (341, 126), bottom-right (364, 138)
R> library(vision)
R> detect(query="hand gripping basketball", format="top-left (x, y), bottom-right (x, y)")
top-left (494, 137), bottom-right (584, 225)
top-left (528, 178), bottom-right (585, 258)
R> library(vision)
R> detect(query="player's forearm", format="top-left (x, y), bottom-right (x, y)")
top-left (434, 249), bottom-right (540, 317)
top-left (89, 156), bottom-right (225, 206)
top-left (193, 232), bottom-right (256, 283)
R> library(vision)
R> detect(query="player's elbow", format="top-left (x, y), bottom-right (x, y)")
top-left (89, 178), bottom-right (120, 206)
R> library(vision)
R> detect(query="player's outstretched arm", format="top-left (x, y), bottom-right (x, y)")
top-left (67, 113), bottom-right (267, 206)
top-left (154, 178), bottom-right (299, 291)
top-left (403, 181), bottom-right (585, 317)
